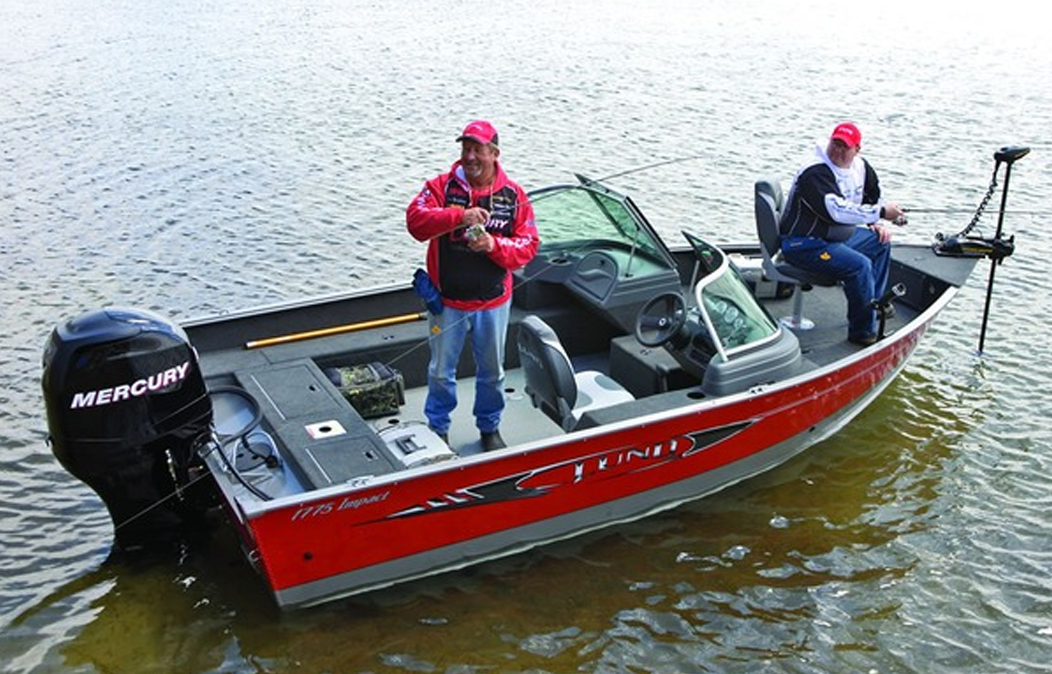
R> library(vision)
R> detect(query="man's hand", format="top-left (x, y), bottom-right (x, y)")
top-left (461, 207), bottom-right (490, 227)
top-left (468, 230), bottom-right (496, 253)
top-left (881, 202), bottom-right (907, 226)
top-left (872, 223), bottom-right (893, 244)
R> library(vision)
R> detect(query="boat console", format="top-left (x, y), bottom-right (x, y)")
top-left (517, 181), bottom-right (805, 401)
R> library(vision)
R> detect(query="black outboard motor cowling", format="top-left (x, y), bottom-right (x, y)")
top-left (42, 307), bottom-right (215, 550)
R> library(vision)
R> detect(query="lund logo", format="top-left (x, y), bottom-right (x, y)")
top-left (387, 422), bottom-right (752, 519)
top-left (69, 361), bottom-right (192, 409)
top-left (517, 435), bottom-right (695, 493)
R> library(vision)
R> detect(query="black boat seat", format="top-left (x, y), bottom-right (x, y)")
top-left (517, 315), bottom-right (635, 432)
top-left (755, 178), bottom-right (838, 330)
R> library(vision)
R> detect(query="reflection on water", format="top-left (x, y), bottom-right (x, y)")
top-left (3, 0), bottom-right (1052, 672)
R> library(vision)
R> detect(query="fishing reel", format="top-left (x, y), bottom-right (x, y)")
top-left (465, 223), bottom-right (486, 241)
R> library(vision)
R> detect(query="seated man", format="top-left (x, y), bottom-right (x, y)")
top-left (779, 122), bottom-right (907, 345)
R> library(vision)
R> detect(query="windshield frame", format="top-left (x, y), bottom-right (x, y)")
top-left (527, 180), bottom-right (678, 272)
top-left (684, 232), bottom-right (782, 361)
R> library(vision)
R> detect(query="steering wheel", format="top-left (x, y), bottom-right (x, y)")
top-left (635, 292), bottom-right (687, 347)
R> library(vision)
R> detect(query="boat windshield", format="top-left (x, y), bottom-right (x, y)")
top-left (683, 231), bottom-right (780, 359)
top-left (528, 182), bottom-right (675, 269)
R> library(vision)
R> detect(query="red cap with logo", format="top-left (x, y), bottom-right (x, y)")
top-left (830, 122), bottom-right (862, 148)
top-left (456, 120), bottom-right (499, 147)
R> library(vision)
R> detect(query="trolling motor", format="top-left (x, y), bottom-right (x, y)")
top-left (933, 145), bottom-right (1028, 261)
top-left (933, 145), bottom-right (1029, 351)
top-left (932, 234), bottom-right (1015, 260)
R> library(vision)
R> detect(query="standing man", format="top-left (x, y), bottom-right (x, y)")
top-left (406, 120), bottom-right (539, 451)
top-left (779, 122), bottom-right (907, 346)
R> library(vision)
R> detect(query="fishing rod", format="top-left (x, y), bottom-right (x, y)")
top-left (584, 154), bottom-right (709, 183)
top-left (933, 145), bottom-right (1030, 353)
top-left (904, 206), bottom-right (1043, 214)
top-left (427, 154), bottom-right (709, 241)
top-left (340, 157), bottom-right (712, 372)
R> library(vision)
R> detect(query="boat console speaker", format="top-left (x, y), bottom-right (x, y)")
top-left (41, 307), bottom-right (215, 550)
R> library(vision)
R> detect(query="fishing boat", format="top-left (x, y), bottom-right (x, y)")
top-left (41, 146), bottom-right (1027, 609)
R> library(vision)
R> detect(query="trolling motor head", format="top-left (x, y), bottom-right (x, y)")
top-left (994, 145), bottom-right (1030, 165)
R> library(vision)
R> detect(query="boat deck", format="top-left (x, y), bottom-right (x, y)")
top-left (206, 281), bottom-right (907, 504)
top-left (402, 367), bottom-right (559, 455)
top-left (197, 243), bottom-right (974, 506)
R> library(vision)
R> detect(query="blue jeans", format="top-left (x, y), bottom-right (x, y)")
top-left (424, 302), bottom-right (510, 435)
top-left (781, 227), bottom-right (891, 338)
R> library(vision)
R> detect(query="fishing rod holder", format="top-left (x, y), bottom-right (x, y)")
top-left (874, 283), bottom-right (906, 339)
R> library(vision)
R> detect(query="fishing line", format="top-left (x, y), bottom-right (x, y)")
top-left (112, 447), bottom-right (216, 533)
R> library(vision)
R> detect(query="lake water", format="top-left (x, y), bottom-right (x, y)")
top-left (2, 0), bottom-right (1051, 672)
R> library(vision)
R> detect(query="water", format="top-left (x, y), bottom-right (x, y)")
top-left (2, 0), bottom-right (1051, 671)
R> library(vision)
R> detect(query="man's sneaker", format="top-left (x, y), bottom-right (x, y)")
top-left (480, 430), bottom-right (506, 452)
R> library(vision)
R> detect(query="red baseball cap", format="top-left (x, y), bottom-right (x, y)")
top-left (830, 122), bottom-right (862, 148)
top-left (456, 120), bottom-right (499, 147)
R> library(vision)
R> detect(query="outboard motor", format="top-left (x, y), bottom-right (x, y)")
top-left (42, 307), bottom-right (215, 550)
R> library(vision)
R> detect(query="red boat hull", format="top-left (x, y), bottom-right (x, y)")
top-left (226, 322), bottom-right (922, 608)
